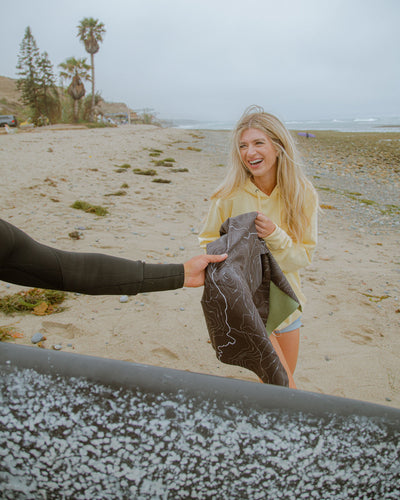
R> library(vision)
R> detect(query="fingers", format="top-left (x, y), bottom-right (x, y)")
top-left (205, 253), bottom-right (228, 263)
top-left (183, 254), bottom-right (227, 287)
top-left (255, 213), bottom-right (276, 238)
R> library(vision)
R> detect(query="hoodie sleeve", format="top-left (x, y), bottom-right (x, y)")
top-left (198, 198), bottom-right (233, 250)
top-left (264, 192), bottom-right (318, 273)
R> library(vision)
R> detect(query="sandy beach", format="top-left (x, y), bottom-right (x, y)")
top-left (1, 124), bottom-right (399, 409)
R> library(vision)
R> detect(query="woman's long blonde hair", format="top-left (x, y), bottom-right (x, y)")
top-left (212, 105), bottom-right (317, 242)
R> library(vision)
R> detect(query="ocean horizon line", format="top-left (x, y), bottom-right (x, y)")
top-left (169, 116), bottom-right (400, 133)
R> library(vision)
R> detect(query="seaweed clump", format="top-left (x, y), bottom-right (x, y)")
top-left (114, 163), bottom-right (131, 173)
top-left (152, 178), bottom-right (171, 184)
top-left (0, 289), bottom-right (67, 316)
top-left (71, 200), bottom-right (109, 216)
top-left (133, 168), bottom-right (157, 176)
top-left (0, 326), bottom-right (23, 341)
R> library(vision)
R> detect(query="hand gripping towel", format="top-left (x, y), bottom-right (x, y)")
top-left (201, 212), bottom-right (300, 386)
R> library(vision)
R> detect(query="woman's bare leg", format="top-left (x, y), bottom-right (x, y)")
top-left (274, 328), bottom-right (300, 375)
top-left (269, 334), bottom-right (297, 389)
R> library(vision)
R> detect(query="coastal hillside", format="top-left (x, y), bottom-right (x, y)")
top-left (0, 75), bottom-right (136, 122)
top-left (0, 76), bottom-right (22, 115)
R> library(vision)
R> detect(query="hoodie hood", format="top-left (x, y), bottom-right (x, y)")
top-left (241, 178), bottom-right (280, 211)
top-left (242, 177), bottom-right (279, 197)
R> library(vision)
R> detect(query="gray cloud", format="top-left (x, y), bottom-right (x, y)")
top-left (2, 0), bottom-right (399, 122)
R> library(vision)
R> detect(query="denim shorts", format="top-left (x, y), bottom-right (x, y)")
top-left (274, 316), bottom-right (302, 334)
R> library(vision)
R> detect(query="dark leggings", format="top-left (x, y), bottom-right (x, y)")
top-left (0, 219), bottom-right (184, 295)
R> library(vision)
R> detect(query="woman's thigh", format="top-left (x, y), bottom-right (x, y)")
top-left (269, 334), bottom-right (297, 389)
top-left (274, 328), bottom-right (300, 375)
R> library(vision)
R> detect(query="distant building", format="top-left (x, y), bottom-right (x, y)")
top-left (97, 101), bottom-right (137, 124)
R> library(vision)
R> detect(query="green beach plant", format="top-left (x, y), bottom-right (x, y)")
top-left (0, 289), bottom-right (66, 315)
top-left (170, 168), bottom-right (189, 173)
top-left (71, 200), bottom-right (108, 216)
top-left (0, 326), bottom-right (22, 341)
top-left (114, 163), bottom-right (131, 173)
top-left (104, 190), bottom-right (127, 197)
top-left (148, 148), bottom-right (163, 157)
top-left (152, 178), bottom-right (171, 184)
top-left (133, 168), bottom-right (157, 176)
top-left (152, 159), bottom-right (175, 167)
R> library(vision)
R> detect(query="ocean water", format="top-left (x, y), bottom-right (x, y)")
top-left (173, 116), bottom-right (400, 133)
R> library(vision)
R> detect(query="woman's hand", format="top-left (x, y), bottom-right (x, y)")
top-left (255, 211), bottom-right (276, 239)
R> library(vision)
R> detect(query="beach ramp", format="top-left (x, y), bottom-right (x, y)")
top-left (1, 343), bottom-right (399, 498)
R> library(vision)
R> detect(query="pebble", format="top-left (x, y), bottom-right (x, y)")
top-left (119, 295), bottom-right (129, 303)
top-left (31, 332), bottom-right (45, 344)
top-left (52, 345), bottom-right (62, 351)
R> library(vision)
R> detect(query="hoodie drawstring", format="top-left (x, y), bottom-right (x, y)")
top-left (255, 189), bottom-right (262, 212)
top-left (254, 187), bottom-right (282, 227)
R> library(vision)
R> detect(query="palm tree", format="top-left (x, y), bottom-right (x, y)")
top-left (59, 57), bottom-right (91, 122)
top-left (77, 17), bottom-right (105, 121)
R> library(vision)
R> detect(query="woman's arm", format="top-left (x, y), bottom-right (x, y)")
top-left (261, 196), bottom-right (318, 273)
top-left (198, 198), bottom-right (232, 250)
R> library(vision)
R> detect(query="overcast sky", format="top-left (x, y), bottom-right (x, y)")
top-left (2, 0), bottom-right (400, 122)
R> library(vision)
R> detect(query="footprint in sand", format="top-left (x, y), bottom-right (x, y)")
top-left (306, 276), bottom-right (326, 285)
top-left (326, 294), bottom-right (340, 306)
top-left (40, 321), bottom-right (85, 339)
top-left (341, 329), bottom-right (374, 345)
top-left (151, 346), bottom-right (180, 360)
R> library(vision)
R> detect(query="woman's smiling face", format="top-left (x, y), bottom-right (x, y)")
top-left (239, 128), bottom-right (278, 184)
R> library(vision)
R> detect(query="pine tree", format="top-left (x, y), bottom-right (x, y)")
top-left (16, 26), bottom-right (41, 119)
top-left (16, 26), bottom-right (60, 124)
top-left (37, 51), bottom-right (60, 123)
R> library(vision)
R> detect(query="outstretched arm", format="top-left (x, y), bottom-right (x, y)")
top-left (0, 219), bottom-right (226, 295)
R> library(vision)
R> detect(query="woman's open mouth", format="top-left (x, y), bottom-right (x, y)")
top-left (249, 159), bottom-right (263, 166)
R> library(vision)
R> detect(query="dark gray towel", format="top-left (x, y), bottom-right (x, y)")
top-left (201, 212), bottom-right (300, 386)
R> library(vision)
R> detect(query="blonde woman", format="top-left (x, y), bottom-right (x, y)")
top-left (199, 106), bottom-right (318, 387)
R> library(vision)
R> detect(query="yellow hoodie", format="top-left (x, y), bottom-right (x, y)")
top-left (199, 178), bottom-right (318, 330)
